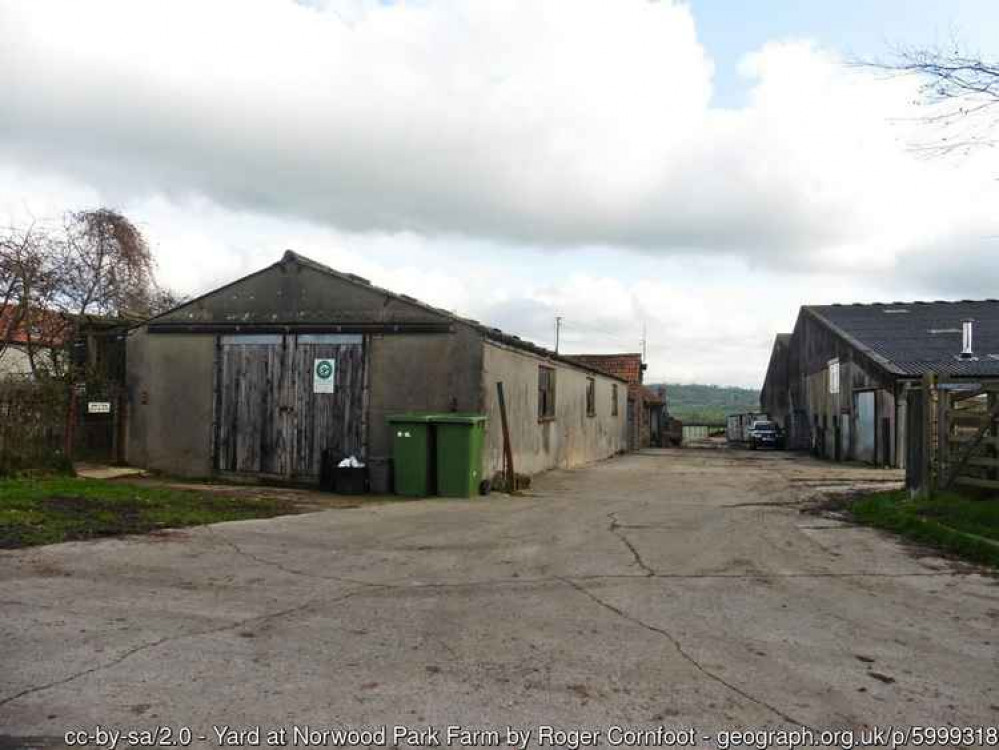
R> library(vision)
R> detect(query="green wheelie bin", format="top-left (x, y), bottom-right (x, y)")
top-left (433, 413), bottom-right (486, 497)
top-left (387, 413), bottom-right (435, 496)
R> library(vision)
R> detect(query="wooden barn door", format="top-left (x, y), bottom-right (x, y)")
top-left (216, 334), bottom-right (365, 481)
top-left (287, 334), bottom-right (365, 479)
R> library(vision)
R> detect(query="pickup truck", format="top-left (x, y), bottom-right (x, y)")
top-left (747, 420), bottom-right (782, 450)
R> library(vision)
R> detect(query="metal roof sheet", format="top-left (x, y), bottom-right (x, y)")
top-left (806, 300), bottom-right (999, 378)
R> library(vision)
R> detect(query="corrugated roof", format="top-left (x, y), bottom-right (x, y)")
top-left (806, 300), bottom-right (999, 378)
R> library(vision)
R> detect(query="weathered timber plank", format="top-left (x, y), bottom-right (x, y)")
top-left (954, 476), bottom-right (999, 491)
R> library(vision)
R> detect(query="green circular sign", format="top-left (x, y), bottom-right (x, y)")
top-left (316, 360), bottom-right (334, 380)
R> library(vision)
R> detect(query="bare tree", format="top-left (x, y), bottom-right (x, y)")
top-left (866, 46), bottom-right (999, 155)
top-left (1, 208), bottom-right (179, 379)
top-left (146, 286), bottom-right (187, 317)
top-left (56, 209), bottom-right (157, 320)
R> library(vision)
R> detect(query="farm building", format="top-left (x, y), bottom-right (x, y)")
top-left (760, 300), bottom-right (999, 467)
top-left (565, 353), bottom-right (665, 449)
top-left (124, 251), bottom-right (628, 491)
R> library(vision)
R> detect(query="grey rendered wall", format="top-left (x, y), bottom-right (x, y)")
top-left (481, 341), bottom-right (626, 479)
top-left (125, 327), bottom-right (215, 477)
top-left (127, 324), bottom-right (482, 487)
top-left (366, 325), bottom-right (484, 492)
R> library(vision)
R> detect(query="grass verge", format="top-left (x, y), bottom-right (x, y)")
top-left (0, 477), bottom-right (298, 549)
top-left (849, 489), bottom-right (999, 568)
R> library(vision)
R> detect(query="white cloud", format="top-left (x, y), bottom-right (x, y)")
top-left (1, 0), bottom-right (997, 387)
top-left (4, 0), bottom-right (995, 266)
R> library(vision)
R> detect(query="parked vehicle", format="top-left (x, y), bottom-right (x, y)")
top-left (726, 412), bottom-right (768, 444)
top-left (748, 420), bottom-right (782, 450)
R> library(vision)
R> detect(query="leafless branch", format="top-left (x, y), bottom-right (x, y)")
top-left (1, 207), bottom-right (178, 380)
top-left (856, 44), bottom-right (999, 156)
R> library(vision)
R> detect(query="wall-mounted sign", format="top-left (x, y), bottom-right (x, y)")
top-left (88, 401), bottom-right (112, 414)
top-left (313, 358), bottom-right (336, 394)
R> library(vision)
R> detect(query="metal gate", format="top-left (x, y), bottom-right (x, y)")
top-left (72, 381), bottom-right (124, 464)
top-left (214, 334), bottom-right (365, 480)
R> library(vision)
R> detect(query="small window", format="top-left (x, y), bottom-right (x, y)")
top-left (828, 358), bottom-right (840, 394)
top-left (612, 384), bottom-right (619, 416)
top-left (586, 377), bottom-right (596, 417)
top-left (538, 366), bottom-right (556, 420)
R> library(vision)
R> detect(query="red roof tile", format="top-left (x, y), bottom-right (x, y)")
top-left (0, 305), bottom-right (68, 347)
top-left (567, 353), bottom-right (644, 384)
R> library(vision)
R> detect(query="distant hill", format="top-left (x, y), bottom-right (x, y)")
top-left (651, 383), bottom-right (761, 424)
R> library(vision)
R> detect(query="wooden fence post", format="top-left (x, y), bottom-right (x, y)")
top-left (64, 384), bottom-right (78, 465)
top-left (937, 381), bottom-right (950, 489)
top-left (990, 389), bottom-right (998, 483)
top-left (919, 372), bottom-right (936, 497)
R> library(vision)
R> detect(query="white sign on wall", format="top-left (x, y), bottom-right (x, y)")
top-left (88, 401), bottom-right (112, 414)
top-left (313, 358), bottom-right (336, 394)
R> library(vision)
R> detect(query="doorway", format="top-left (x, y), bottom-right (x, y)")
top-left (215, 334), bottom-right (365, 480)
top-left (854, 391), bottom-right (876, 463)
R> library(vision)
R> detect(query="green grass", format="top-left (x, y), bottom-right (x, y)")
top-left (850, 489), bottom-right (999, 568)
top-left (0, 477), bottom-right (298, 549)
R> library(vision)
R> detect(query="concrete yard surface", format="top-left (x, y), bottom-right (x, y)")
top-left (1, 449), bottom-right (997, 747)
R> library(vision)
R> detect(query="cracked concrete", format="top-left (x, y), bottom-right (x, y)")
top-left (557, 577), bottom-right (804, 727)
top-left (606, 513), bottom-right (656, 577)
top-left (1, 448), bottom-right (997, 744)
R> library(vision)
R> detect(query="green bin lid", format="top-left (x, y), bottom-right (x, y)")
top-left (430, 413), bottom-right (487, 424)
top-left (386, 412), bottom-right (438, 423)
top-left (387, 412), bottom-right (486, 424)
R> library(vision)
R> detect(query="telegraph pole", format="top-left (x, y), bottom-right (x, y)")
top-left (641, 321), bottom-right (647, 362)
top-left (555, 316), bottom-right (563, 354)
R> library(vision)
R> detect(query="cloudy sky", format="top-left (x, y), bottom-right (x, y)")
top-left (2, 0), bottom-right (998, 387)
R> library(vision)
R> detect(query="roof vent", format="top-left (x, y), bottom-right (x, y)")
top-left (959, 319), bottom-right (976, 359)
